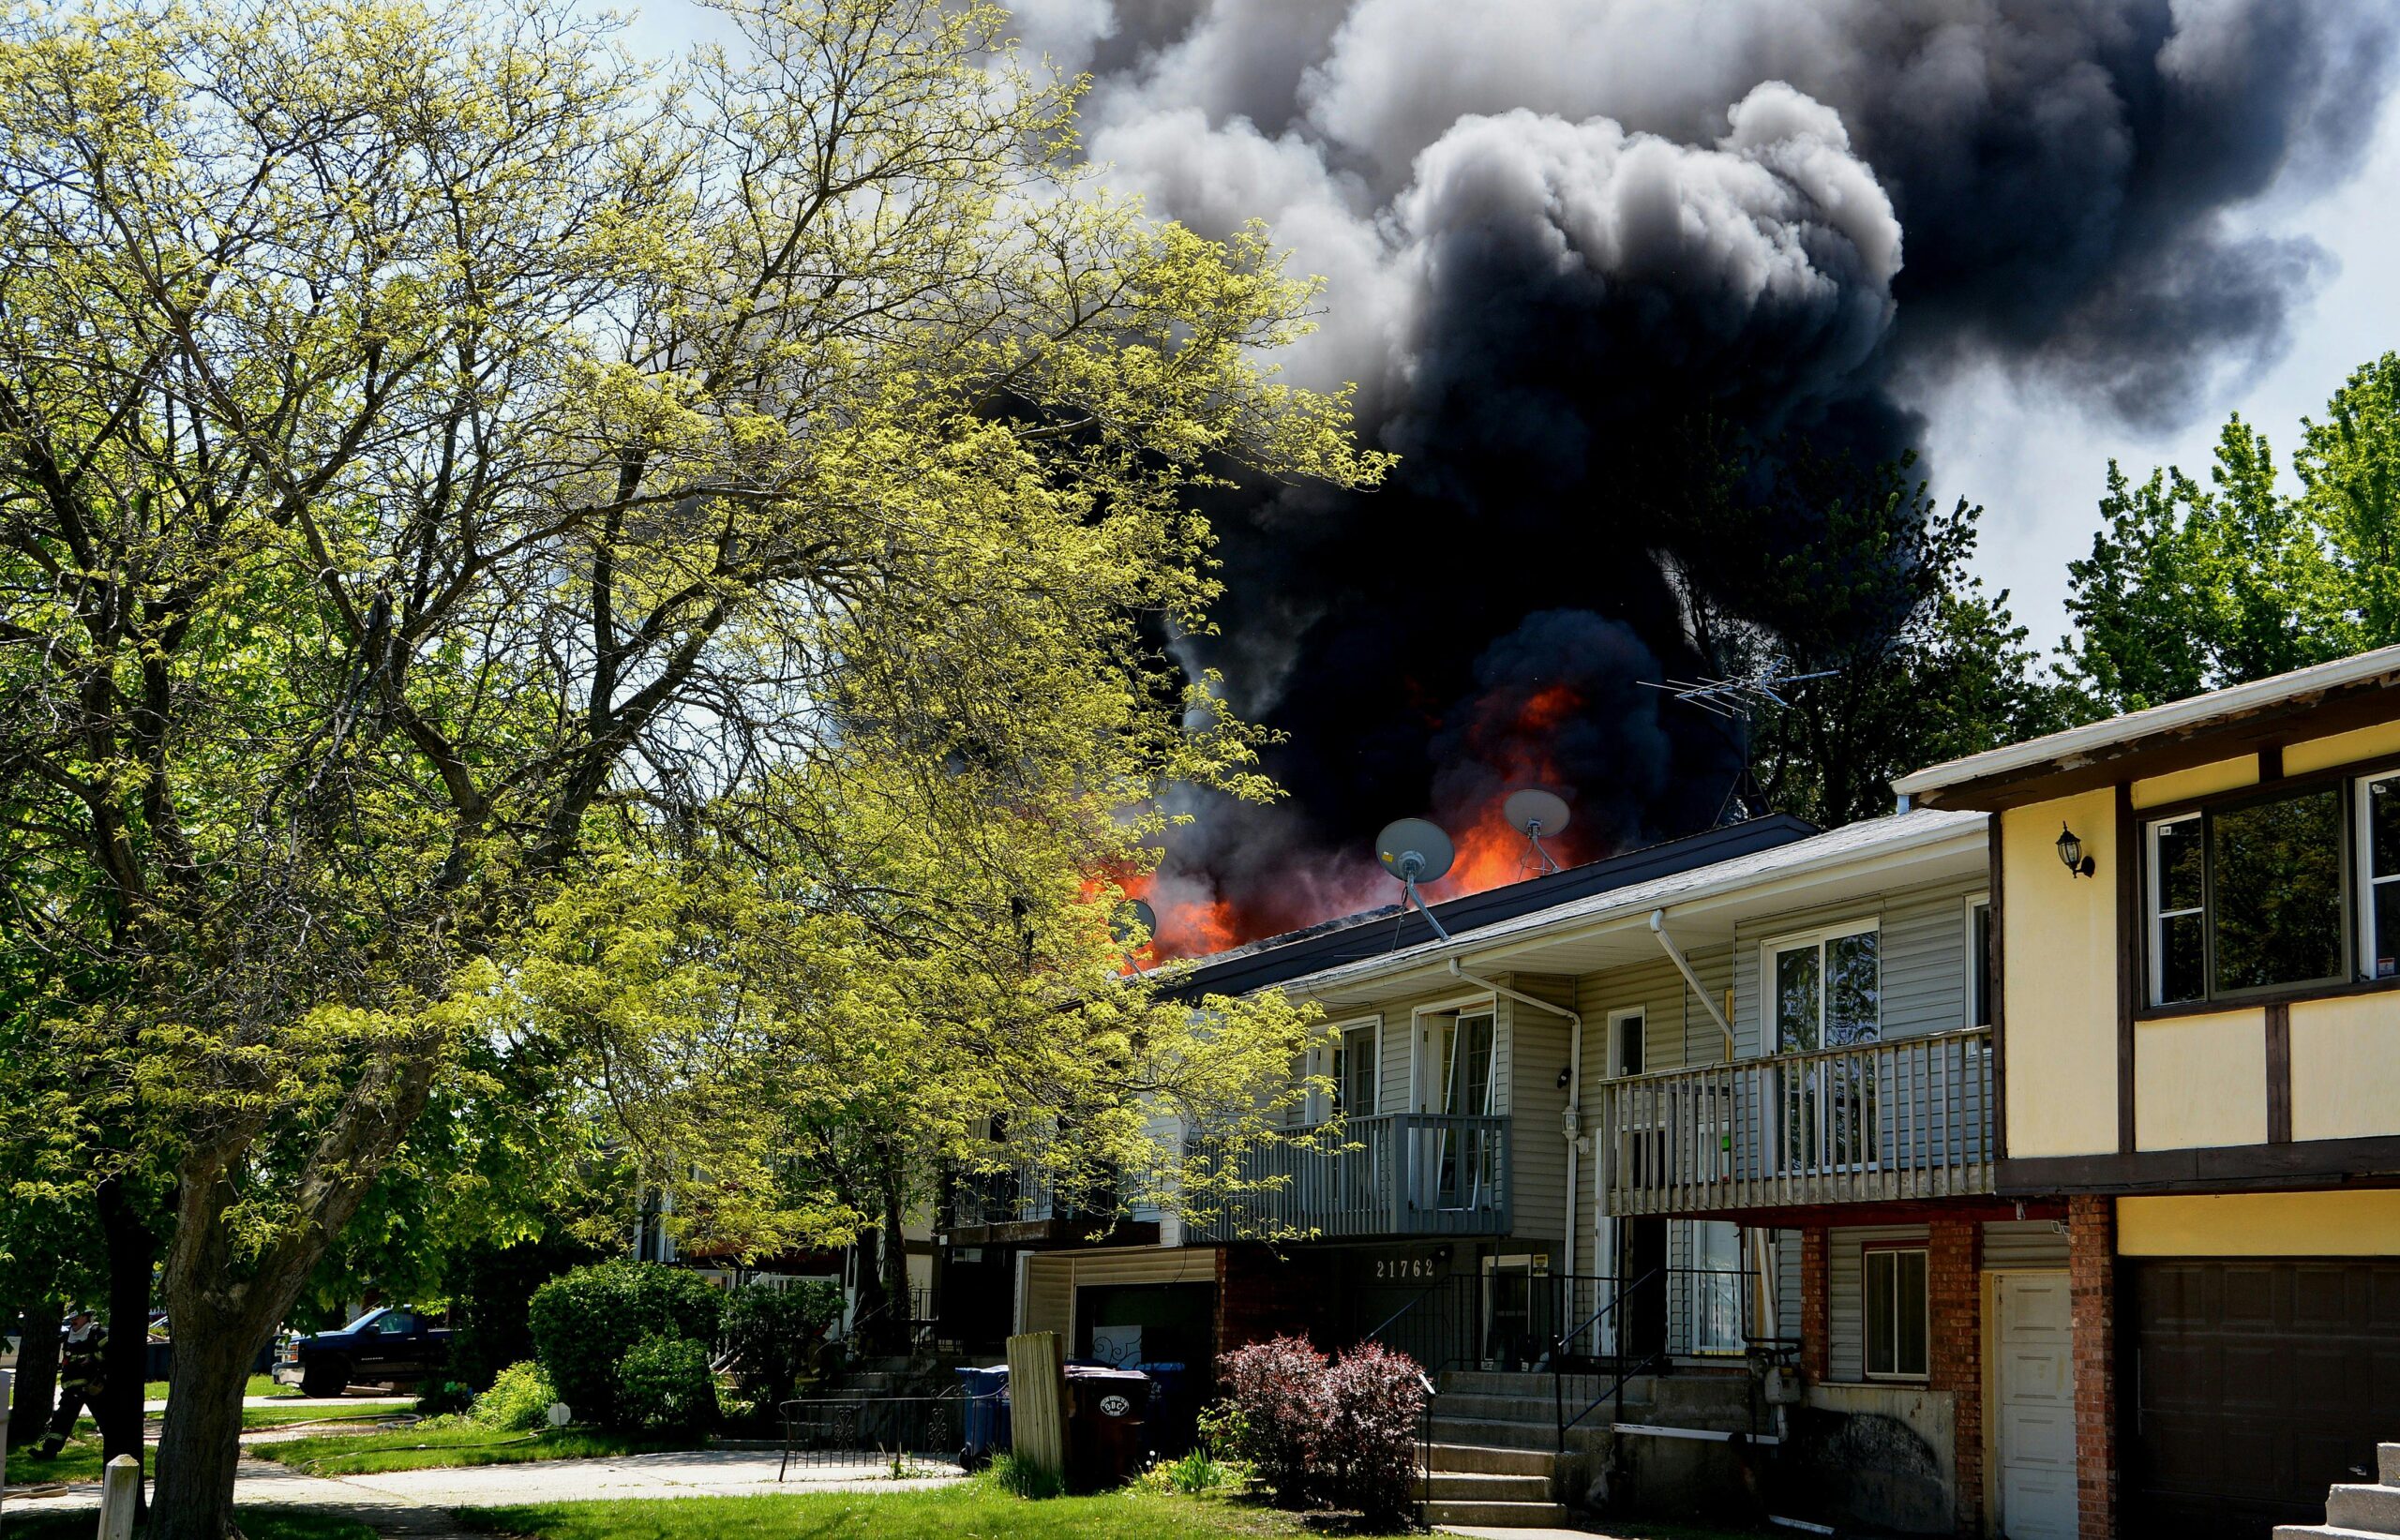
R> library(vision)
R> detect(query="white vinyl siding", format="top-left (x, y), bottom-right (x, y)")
top-left (1828, 1223), bottom-right (1928, 1382)
top-left (1982, 1219), bottom-right (2071, 1269)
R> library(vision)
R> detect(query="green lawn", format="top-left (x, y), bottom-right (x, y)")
top-left (142, 1374), bottom-right (298, 1399)
top-left (466, 1485), bottom-right (1414, 1540)
top-left (4, 1422), bottom-right (105, 1488)
top-left (254, 1424), bottom-right (691, 1477)
top-left (2, 1509), bottom-right (374, 1540)
top-left (240, 1404), bottom-right (402, 1431)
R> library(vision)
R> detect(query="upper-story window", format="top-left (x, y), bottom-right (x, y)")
top-left (1770, 921), bottom-right (1881, 1052)
top-left (2363, 770), bottom-right (2400, 980)
top-left (1966, 897), bottom-right (1992, 1027)
top-left (2142, 771), bottom-right (2393, 1007)
top-left (1333, 1022), bottom-right (1377, 1117)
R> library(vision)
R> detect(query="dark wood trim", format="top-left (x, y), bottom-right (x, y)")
top-left (2117, 782), bottom-right (2138, 1155)
top-left (1688, 1197), bottom-right (2058, 1230)
top-left (2133, 973), bottom-right (2400, 1022)
top-left (2265, 1001), bottom-right (2292, 1144)
top-left (1988, 815), bottom-right (2007, 1164)
top-left (2259, 744), bottom-right (2284, 782)
top-left (1911, 674), bottom-right (2400, 812)
top-left (1997, 1133), bottom-right (2400, 1197)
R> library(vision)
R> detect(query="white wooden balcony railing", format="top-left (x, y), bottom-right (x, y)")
top-left (1184, 1113), bottom-right (1512, 1241)
top-left (1597, 1027), bottom-right (1995, 1216)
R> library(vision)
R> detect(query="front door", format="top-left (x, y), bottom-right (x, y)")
top-left (1619, 1217), bottom-right (1669, 1363)
top-left (1481, 1253), bottom-right (1550, 1369)
top-left (1994, 1272), bottom-right (2077, 1540)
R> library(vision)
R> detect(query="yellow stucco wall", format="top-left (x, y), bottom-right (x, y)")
top-left (2001, 789), bottom-right (2120, 1157)
top-left (2134, 1009), bottom-right (2266, 1150)
top-left (2119, 1190), bottom-right (2400, 1256)
top-left (2290, 993), bottom-right (2400, 1143)
top-left (2282, 719), bottom-right (2400, 776)
top-left (2130, 756), bottom-right (2257, 808)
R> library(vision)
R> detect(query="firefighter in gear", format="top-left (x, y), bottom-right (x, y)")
top-left (36, 1308), bottom-right (106, 1460)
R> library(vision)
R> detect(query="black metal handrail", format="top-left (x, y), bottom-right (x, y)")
top-left (1551, 1266), bottom-right (1658, 1450)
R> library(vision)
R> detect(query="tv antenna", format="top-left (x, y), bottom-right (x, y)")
top-left (1374, 817), bottom-right (1455, 943)
top-left (1642, 664), bottom-right (1840, 825)
top-left (1642, 665), bottom-right (1838, 719)
top-left (1503, 788), bottom-right (1571, 875)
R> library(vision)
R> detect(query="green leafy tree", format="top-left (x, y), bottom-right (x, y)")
top-left (0, 1), bottom-right (1381, 1533)
top-left (1665, 436), bottom-right (2065, 827)
top-left (2061, 354), bottom-right (2400, 715)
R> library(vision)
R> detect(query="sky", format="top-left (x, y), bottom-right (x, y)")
top-left (609, 0), bottom-right (2400, 654)
top-left (1921, 88), bottom-right (2400, 650)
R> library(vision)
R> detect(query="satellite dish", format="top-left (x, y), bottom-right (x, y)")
top-left (1504, 789), bottom-right (1570, 839)
top-left (1373, 818), bottom-right (1454, 942)
top-left (1375, 818), bottom-right (1455, 884)
top-left (1111, 898), bottom-right (1159, 946)
top-left (1504, 789), bottom-right (1571, 875)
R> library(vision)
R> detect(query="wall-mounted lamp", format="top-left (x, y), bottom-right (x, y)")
top-left (2057, 822), bottom-right (2096, 879)
top-left (1556, 1066), bottom-right (1573, 1090)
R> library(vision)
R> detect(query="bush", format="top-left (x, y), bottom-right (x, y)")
top-left (1216, 1336), bottom-right (1328, 1503)
top-left (1319, 1342), bottom-right (1427, 1519)
top-left (1217, 1336), bottom-right (1424, 1516)
top-left (527, 1261), bottom-right (724, 1428)
top-left (719, 1280), bottom-right (842, 1404)
top-left (615, 1334), bottom-right (719, 1434)
top-left (413, 1379), bottom-right (477, 1417)
top-left (472, 1359), bottom-right (559, 1431)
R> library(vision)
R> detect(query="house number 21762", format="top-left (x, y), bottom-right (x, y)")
top-left (1374, 1257), bottom-right (1438, 1280)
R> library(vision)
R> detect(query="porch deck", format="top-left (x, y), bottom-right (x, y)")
top-left (1184, 1112), bottom-right (1511, 1241)
top-left (1597, 1026), bottom-right (1995, 1216)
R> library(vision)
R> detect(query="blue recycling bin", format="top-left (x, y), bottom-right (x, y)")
top-left (955, 1365), bottom-right (1012, 1470)
top-left (1132, 1362), bottom-right (1189, 1455)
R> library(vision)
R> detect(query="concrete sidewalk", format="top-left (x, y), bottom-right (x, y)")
top-left (8, 1447), bottom-right (965, 1517)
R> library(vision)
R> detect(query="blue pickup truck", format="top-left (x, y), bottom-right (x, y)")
top-left (274, 1306), bottom-right (451, 1398)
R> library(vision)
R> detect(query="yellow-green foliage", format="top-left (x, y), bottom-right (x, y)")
top-left (0, 0), bottom-right (1381, 1523)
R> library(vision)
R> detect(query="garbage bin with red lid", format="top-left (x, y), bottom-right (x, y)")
top-left (1062, 1366), bottom-right (1151, 1491)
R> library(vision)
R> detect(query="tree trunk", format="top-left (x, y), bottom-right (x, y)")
top-left (96, 1179), bottom-right (158, 1516)
top-left (879, 1173), bottom-right (910, 1344)
top-left (150, 1300), bottom-right (275, 1540)
top-left (8, 1296), bottom-right (64, 1449)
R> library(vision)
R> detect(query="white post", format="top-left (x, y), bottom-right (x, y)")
top-left (1, 1367), bottom-right (12, 1535)
top-left (98, 1454), bottom-right (140, 1540)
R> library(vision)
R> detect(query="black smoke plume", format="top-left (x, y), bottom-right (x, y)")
top-left (1014, 0), bottom-right (2399, 950)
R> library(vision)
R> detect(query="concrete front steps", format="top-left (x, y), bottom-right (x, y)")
top-left (2274, 1442), bottom-right (2400, 1539)
top-left (1417, 1368), bottom-right (1760, 1529)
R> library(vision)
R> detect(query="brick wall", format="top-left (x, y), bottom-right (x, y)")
top-left (2068, 1195), bottom-right (2117, 1540)
top-left (1800, 1225), bottom-right (1830, 1385)
top-left (1928, 1215), bottom-right (1985, 1537)
top-left (1213, 1247), bottom-right (1341, 1364)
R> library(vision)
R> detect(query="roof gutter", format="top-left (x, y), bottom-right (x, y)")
top-left (1650, 908), bottom-right (1735, 1057)
top-left (1447, 957), bottom-right (1585, 1278)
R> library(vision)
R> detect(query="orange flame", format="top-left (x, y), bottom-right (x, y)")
top-left (1423, 682), bottom-right (1582, 901)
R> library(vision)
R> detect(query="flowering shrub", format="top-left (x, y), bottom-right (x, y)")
top-left (1218, 1335), bottom-right (1425, 1515)
top-left (1320, 1341), bottom-right (1428, 1518)
top-left (1216, 1336), bottom-right (1328, 1502)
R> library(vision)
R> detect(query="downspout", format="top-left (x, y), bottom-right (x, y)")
top-left (1448, 958), bottom-right (1584, 1277)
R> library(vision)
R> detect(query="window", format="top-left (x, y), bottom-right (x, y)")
top-left (375, 1311), bottom-right (416, 1336)
top-left (1863, 1248), bottom-right (1928, 1380)
top-left (2362, 771), bottom-right (2400, 980)
top-left (1333, 1023), bottom-right (1377, 1117)
top-left (2144, 784), bottom-right (2349, 1007)
top-left (1966, 897), bottom-right (1992, 1027)
top-left (1772, 923), bottom-right (1880, 1051)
